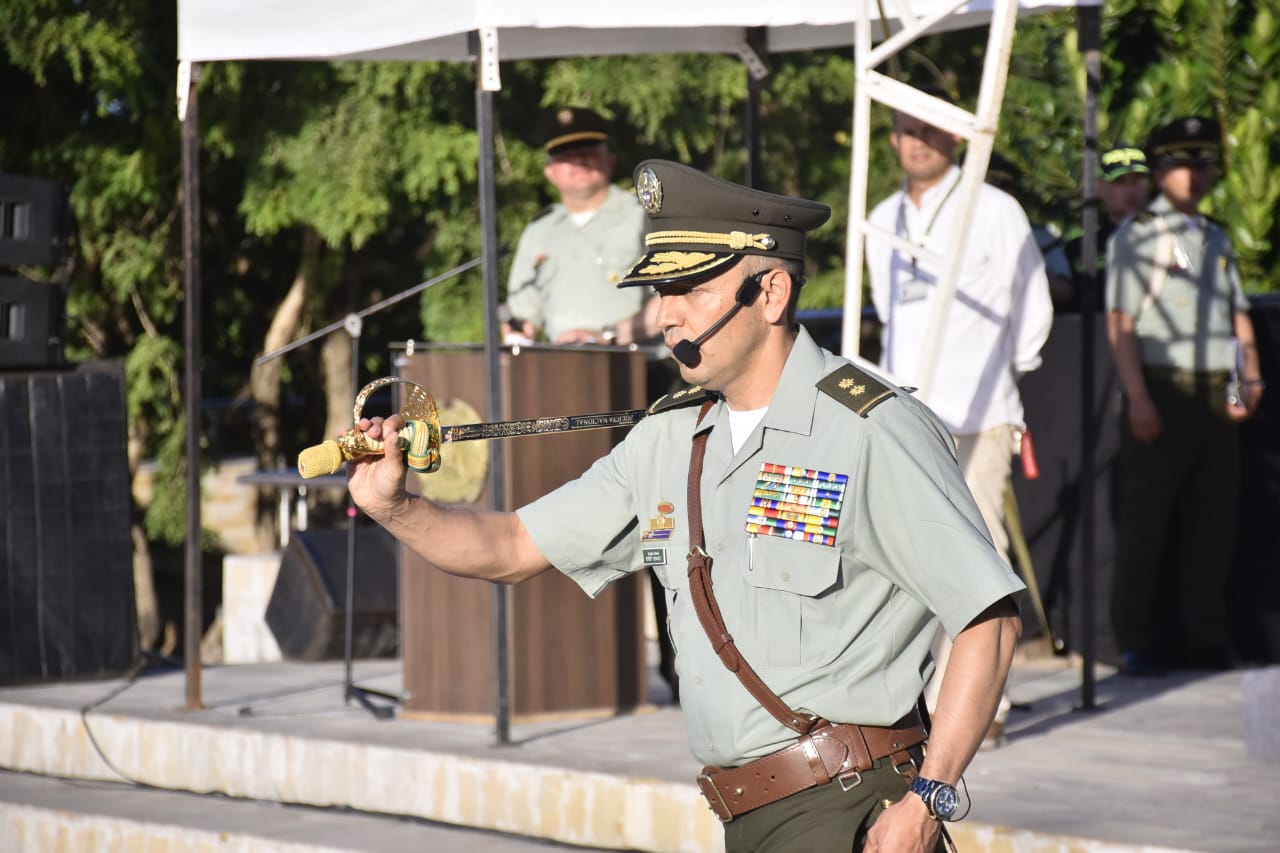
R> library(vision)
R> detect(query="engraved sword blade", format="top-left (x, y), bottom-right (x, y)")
top-left (440, 408), bottom-right (648, 443)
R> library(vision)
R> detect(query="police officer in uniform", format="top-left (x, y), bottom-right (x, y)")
top-left (1061, 143), bottom-right (1152, 312)
top-left (504, 107), bottom-right (655, 346)
top-left (349, 161), bottom-right (1023, 851)
top-left (1106, 116), bottom-right (1265, 675)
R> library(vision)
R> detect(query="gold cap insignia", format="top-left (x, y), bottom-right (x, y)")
top-left (637, 166), bottom-right (663, 214)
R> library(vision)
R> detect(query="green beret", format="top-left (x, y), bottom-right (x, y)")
top-left (618, 160), bottom-right (831, 288)
top-left (1146, 116), bottom-right (1220, 166)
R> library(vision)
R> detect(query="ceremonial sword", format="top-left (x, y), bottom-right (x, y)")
top-left (297, 377), bottom-right (652, 478)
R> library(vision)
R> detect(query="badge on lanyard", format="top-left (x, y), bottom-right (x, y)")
top-left (744, 463), bottom-right (847, 547)
top-left (894, 177), bottom-right (958, 305)
top-left (897, 269), bottom-right (933, 304)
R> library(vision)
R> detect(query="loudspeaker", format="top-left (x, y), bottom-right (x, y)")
top-left (0, 174), bottom-right (69, 268)
top-left (0, 362), bottom-right (137, 685)
top-left (266, 526), bottom-right (399, 661)
top-left (0, 275), bottom-right (65, 368)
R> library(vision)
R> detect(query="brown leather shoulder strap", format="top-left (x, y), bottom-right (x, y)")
top-left (686, 401), bottom-right (817, 735)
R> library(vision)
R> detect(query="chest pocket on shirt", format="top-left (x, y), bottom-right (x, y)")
top-left (533, 255), bottom-right (558, 289)
top-left (742, 535), bottom-right (842, 668)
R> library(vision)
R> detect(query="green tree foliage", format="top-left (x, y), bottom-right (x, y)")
top-left (4, 2), bottom-right (1279, 565)
top-left (1100, 0), bottom-right (1279, 291)
top-left (0, 0), bottom-right (193, 545)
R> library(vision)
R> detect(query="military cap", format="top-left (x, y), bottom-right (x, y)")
top-left (618, 160), bottom-right (831, 288)
top-left (1100, 145), bottom-right (1149, 181)
top-left (539, 107), bottom-right (611, 154)
top-left (1146, 116), bottom-right (1220, 166)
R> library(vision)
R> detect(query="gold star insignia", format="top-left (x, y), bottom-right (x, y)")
top-left (838, 379), bottom-right (854, 390)
top-left (849, 384), bottom-right (866, 397)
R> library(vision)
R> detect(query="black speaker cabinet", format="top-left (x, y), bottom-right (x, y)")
top-left (266, 526), bottom-right (399, 661)
top-left (0, 275), bottom-right (65, 368)
top-left (0, 174), bottom-right (69, 268)
top-left (0, 361), bottom-right (136, 685)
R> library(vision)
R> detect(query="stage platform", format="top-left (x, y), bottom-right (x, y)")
top-left (1, 648), bottom-right (1276, 852)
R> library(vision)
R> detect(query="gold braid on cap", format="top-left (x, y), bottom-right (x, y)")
top-left (645, 229), bottom-right (777, 251)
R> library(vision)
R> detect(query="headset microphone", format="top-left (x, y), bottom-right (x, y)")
top-left (671, 272), bottom-right (766, 368)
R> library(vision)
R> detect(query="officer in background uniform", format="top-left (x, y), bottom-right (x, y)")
top-left (348, 160), bottom-right (1023, 851)
top-left (503, 107), bottom-right (656, 346)
top-left (1060, 143), bottom-right (1152, 312)
top-left (1105, 116), bottom-right (1266, 676)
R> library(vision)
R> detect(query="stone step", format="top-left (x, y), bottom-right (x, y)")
top-left (0, 769), bottom-right (607, 852)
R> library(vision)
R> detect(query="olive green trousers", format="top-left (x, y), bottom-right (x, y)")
top-left (721, 754), bottom-right (948, 853)
top-left (1111, 368), bottom-right (1239, 659)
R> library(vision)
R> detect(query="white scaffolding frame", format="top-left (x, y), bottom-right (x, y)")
top-left (841, 0), bottom-right (1020, 401)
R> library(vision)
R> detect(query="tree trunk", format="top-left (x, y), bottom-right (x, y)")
top-left (131, 521), bottom-right (161, 650)
top-left (320, 330), bottom-right (355, 443)
top-left (321, 253), bottom-right (368, 446)
top-left (248, 227), bottom-right (321, 550)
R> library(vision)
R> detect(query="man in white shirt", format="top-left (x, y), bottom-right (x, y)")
top-left (867, 107), bottom-right (1053, 748)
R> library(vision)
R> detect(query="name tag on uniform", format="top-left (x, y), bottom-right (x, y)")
top-left (744, 462), bottom-right (847, 547)
top-left (642, 548), bottom-right (666, 566)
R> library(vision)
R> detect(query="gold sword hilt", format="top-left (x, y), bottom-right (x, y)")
top-left (296, 378), bottom-right (442, 478)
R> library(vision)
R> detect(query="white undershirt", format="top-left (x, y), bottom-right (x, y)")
top-left (727, 406), bottom-right (767, 454)
top-left (569, 210), bottom-right (596, 227)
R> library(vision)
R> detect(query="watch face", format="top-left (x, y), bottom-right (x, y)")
top-left (931, 784), bottom-right (960, 819)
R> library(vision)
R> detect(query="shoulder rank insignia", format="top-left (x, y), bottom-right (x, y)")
top-left (1133, 210), bottom-right (1157, 224)
top-left (647, 385), bottom-right (717, 416)
top-left (816, 364), bottom-right (895, 417)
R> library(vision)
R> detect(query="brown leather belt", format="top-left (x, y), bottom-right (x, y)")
top-left (696, 712), bottom-right (927, 822)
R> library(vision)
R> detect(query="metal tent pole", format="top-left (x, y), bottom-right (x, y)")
top-left (742, 27), bottom-right (769, 189)
top-left (472, 28), bottom-right (511, 747)
top-left (181, 62), bottom-right (204, 711)
top-left (1077, 4), bottom-right (1103, 711)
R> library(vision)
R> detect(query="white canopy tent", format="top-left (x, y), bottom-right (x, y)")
top-left (178, 0), bottom-right (1078, 63)
top-left (175, 0), bottom-right (1104, 722)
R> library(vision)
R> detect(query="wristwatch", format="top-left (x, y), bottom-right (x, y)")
top-left (600, 325), bottom-right (618, 344)
top-left (909, 776), bottom-right (960, 821)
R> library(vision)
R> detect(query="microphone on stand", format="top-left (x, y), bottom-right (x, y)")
top-left (671, 272), bottom-right (765, 368)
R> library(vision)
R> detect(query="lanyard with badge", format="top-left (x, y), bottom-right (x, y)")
top-left (894, 175), bottom-right (960, 304)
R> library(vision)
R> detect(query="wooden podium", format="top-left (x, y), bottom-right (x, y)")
top-left (396, 345), bottom-right (649, 720)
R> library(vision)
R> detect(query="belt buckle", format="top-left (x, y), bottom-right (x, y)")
top-left (696, 773), bottom-right (734, 823)
top-left (893, 756), bottom-right (918, 779)
top-left (837, 770), bottom-right (863, 792)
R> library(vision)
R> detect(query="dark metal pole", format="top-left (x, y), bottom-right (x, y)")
top-left (743, 27), bottom-right (767, 189)
top-left (181, 64), bottom-right (204, 710)
top-left (473, 31), bottom-right (511, 746)
top-left (344, 324), bottom-right (361, 697)
top-left (1077, 6), bottom-right (1102, 710)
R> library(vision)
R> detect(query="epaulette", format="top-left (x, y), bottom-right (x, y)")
top-left (1133, 210), bottom-right (1157, 224)
top-left (647, 385), bottom-right (717, 415)
top-left (816, 364), bottom-right (895, 417)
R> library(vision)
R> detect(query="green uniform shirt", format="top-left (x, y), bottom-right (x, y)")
top-left (1105, 195), bottom-right (1246, 372)
top-left (518, 327), bottom-right (1024, 768)
top-left (505, 185), bottom-right (647, 341)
